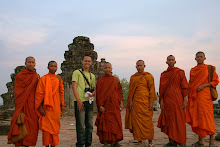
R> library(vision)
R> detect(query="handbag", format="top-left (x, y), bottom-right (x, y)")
top-left (8, 112), bottom-right (28, 144)
top-left (208, 65), bottom-right (218, 101)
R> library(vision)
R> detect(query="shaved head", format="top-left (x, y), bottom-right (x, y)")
top-left (48, 61), bottom-right (57, 67)
top-left (136, 60), bottom-right (145, 65)
top-left (104, 62), bottom-right (112, 67)
top-left (103, 62), bottom-right (112, 75)
top-left (25, 56), bottom-right (35, 63)
top-left (167, 55), bottom-right (175, 61)
top-left (196, 51), bottom-right (205, 57)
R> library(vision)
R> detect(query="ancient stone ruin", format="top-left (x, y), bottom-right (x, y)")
top-left (0, 66), bottom-right (26, 111)
top-left (60, 36), bottom-right (106, 110)
top-left (0, 36), bottom-right (106, 119)
top-left (0, 66), bottom-right (26, 135)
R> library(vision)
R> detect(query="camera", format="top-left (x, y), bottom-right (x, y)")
top-left (85, 88), bottom-right (94, 93)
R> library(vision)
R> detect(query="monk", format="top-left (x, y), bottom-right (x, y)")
top-left (157, 55), bottom-right (188, 147)
top-left (186, 51), bottom-right (219, 147)
top-left (35, 61), bottom-right (66, 147)
top-left (8, 56), bottom-right (39, 147)
top-left (125, 60), bottom-right (157, 147)
top-left (95, 62), bottom-right (124, 147)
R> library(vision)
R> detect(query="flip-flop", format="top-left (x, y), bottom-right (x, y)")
top-left (149, 143), bottom-right (155, 147)
top-left (192, 142), bottom-right (204, 147)
top-left (165, 142), bottom-right (177, 146)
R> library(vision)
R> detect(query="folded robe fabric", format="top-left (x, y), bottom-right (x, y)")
top-left (35, 72), bottom-right (65, 146)
top-left (8, 69), bottom-right (39, 146)
top-left (157, 67), bottom-right (188, 145)
top-left (186, 64), bottom-right (219, 138)
top-left (95, 75), bottom-right (123, 144)
top-left (125, 72), bottom-right (157, 141)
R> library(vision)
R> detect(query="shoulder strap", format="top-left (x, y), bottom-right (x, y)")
top-left (56, 75), bottom-right (62, 84)
top-left (78, 69), bottom-right (91, 87)
top-left (208, 65), bottom-right (215, 82)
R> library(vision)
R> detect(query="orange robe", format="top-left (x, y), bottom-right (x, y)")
top-left (35, 73), bottom-right (66, 146)
top-left (157, 67), bottom-right (188, 145)
top-left (186, 64), bottom-right (219, 138)
top-left (125, 72), bottom-right (157, 141)
top-left (8, 69), bottom-right (39, 146)
top-left (95, 75), bottom-right (123, 144)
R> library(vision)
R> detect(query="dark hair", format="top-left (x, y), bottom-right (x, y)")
top-left (196, 51), bottom-right (205, 57)
top-left (48, 61), bottom-right (57, 67)
top-left (25, 56), bottom-right (35, 63)
top-left (82, 56), bottom-right (92, 61)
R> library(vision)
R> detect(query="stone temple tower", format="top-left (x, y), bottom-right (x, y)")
top-left (60, 36), bottom-right (106, 110)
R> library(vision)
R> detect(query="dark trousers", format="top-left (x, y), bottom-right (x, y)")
top-left (74, 101), bottom-right (93, 147)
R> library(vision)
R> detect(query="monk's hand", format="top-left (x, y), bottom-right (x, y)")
top-left (39, 106), bottom-right (45, 116)
top-left (89, 91), bottom-right (95, 97)
top-left (129, 101), bottom-right (133, 110)
top-left (99, 106), bottom-right (105, 113)
top-left (120, 101), bottom-right (124, 111)
top-left (197, 84), bottom-right (205, 91)
top-left (183, 97), bottom-right (187, 110)
top-left (61, 105), bottom-right (65, 113)
top-left (160, 99), bottom-right (164, 109)
top-left (149, 102), bottom-right (153, 111)
top-left (77, 100), bottom-right (84, 112)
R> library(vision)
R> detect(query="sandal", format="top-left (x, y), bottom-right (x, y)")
top-left (149, 143), bottom-right (155, 147)
top-left (192, 142), bottom-right (204, 147)
top-left (165, 142), bottom-right (177, 146)
top-left (110, 142), bottom-right (121, 147)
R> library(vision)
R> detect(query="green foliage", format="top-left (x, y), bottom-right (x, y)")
top-left (120, 78), bottom-right (129, 106)
top-left (113, 74), bottom-right (129, 106)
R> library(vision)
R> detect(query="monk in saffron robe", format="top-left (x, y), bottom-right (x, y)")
top-left (35, 61), bottom-right (66, 147)
top-left (186, 51), bottom-right (219, 147)
top-left (8, 56), bottom-right (39, 147)
top-left (95, 62), bottom-right (124, 147)
top-left (125, 60), bottom-right (157, 147)
top-left (157, 55), bottom-right (188, 147)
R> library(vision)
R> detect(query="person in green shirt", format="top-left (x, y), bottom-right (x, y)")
top-left (72, 56), bottom-right (96, 147)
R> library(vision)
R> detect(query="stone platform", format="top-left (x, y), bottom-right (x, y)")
top-left (1, 110), bottom-right (220, 147)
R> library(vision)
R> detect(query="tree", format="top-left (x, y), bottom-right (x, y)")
top-left (120, 78), bottom-right (129, 107)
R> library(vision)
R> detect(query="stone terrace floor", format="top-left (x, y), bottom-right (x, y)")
top-left (1, 110), bottom-right (220, 147)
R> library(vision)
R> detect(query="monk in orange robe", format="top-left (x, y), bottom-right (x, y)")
top-left (157, 55), bottom-right (188, 146)
top-left (35, 61), bottom-right (66, 147)
top-left (8, 56), bottom-right (39, 147)
top-left (186, 51), bottom-right (219, 147)
top-left (95, 62), bottom-right (124, 147)
top-left (125, 60), bottom-right (157, 147)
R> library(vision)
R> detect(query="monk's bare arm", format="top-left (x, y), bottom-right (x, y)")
top-left (148, 75), bottom-right (157, 111)
top-left (197, 83), bottom-right (212, 91)
top-left (38, 103), bottom-right (45, 116)
top-left (72, 81), bottom-right (84, 111)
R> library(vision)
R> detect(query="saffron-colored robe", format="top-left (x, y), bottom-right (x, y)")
top-left (125, 72), bottom-right (157, 141)
top-left (95, 75), bottom-right (123, 144)
top-left (35, 73), bottom-right (66, 146)
top-left (186, 64), bottom-right (219, 138)
top-left (157, 67), bottom-right (188, 145)
top-left (8, 69), bottom-right (39, 146)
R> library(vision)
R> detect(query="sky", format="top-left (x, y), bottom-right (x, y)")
top-left (1, 0), bottom-right (220, 104)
